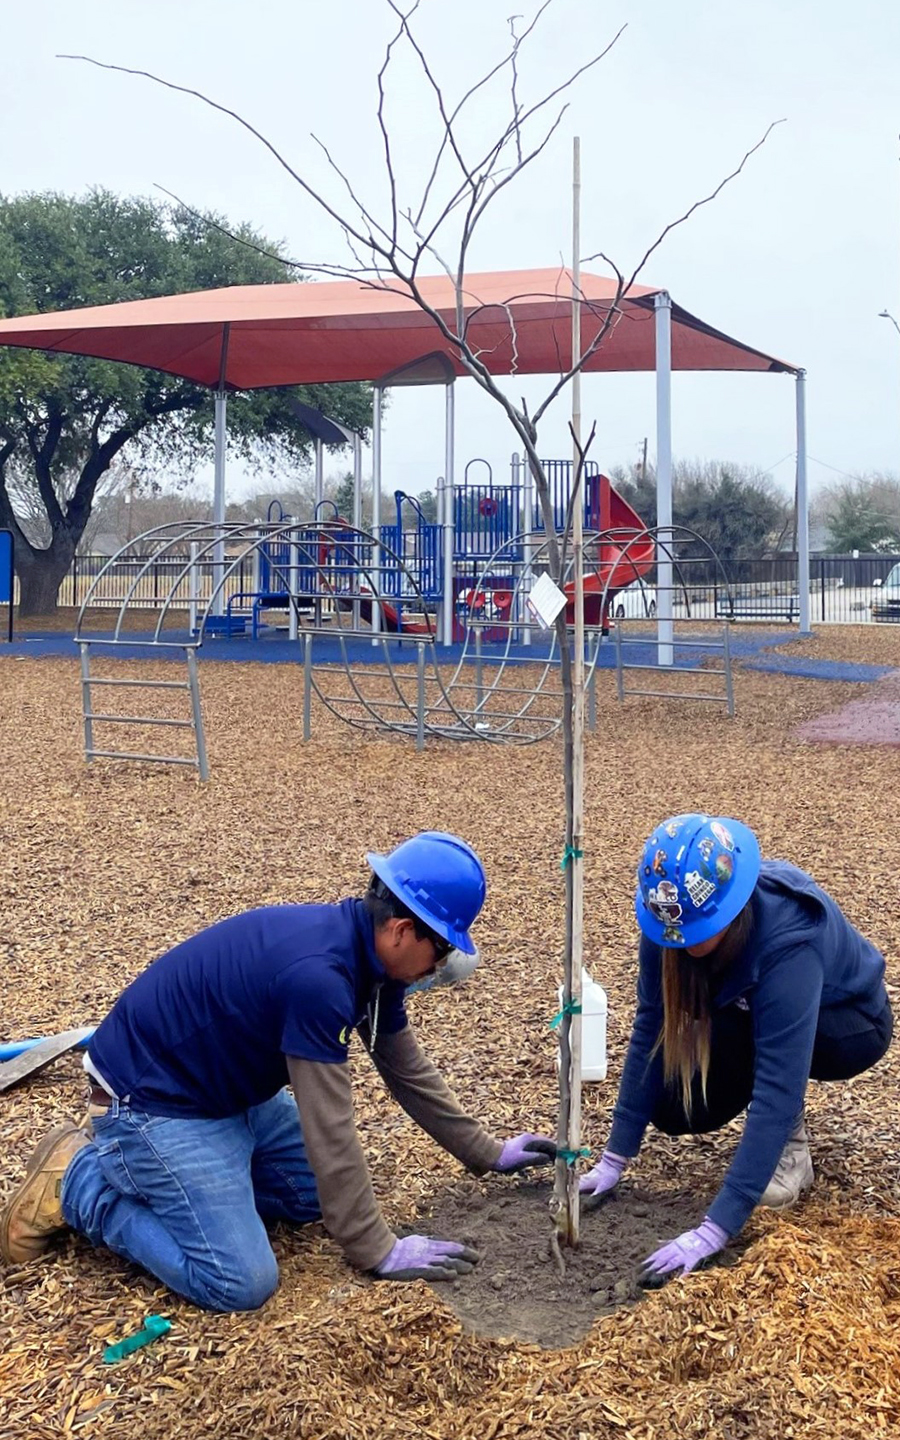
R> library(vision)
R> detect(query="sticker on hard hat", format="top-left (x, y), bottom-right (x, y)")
top-left (648, 880), bottom-right (682, 924)
top-left (684, 870), bottom-right (716, 908)
top-left (711, 822), bottom-right (734, 852)
top-left (715, 852), bottom-right (734, 883)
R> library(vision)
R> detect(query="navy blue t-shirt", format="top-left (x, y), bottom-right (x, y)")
top-left (88, 899), bottom-right (408, 1117)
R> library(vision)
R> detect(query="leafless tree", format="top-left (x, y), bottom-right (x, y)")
top-left (66, 0), bottom-right (780, 1250)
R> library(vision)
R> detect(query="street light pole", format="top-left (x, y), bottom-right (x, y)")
top-left (879, 311), bottom-right (900, 477)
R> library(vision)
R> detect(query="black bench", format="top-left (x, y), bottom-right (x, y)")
top-left (716, 595), bottom-right (799, 622)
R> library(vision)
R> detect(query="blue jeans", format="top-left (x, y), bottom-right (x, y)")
top-left (61, 1088), bottom-right (321, 1312)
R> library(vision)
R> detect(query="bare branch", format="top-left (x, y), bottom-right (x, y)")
top-left (507, 12), bottom-right (527, 166)
top-left (309, 132), bottom-right (409, 261)
top-left (57, 54), bottom-right (387, 261)
top-left (377, 3), bottom-right (423, 257)
top-left (559, 420), bottom-right (598, 572)
top-left (491, 24), bottom-right (627, 163)
top-left (153, 185), bottom-right (308, 273)
top-left (157, 184), bottom-right (384, 282)
top-left (583, 119), bottom-right (787, 278)
top-left (526, 120), bottom-right (786, 427)
top-left (386, 0), bottom-right (475, 219)
top-left (407, 0), bottom-right (556, 227)
top-left (408, 21), bottom-right (626, 271)
top-left (467, 103), bottom-right (569, 237)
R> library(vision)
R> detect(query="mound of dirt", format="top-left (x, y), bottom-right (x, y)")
top-left (420, 1174), bottom-right (744, 1348)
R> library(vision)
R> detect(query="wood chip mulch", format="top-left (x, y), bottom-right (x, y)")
top-left (0, 622), bottom-right (899, 1439)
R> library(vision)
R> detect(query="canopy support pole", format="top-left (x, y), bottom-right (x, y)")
top-left (314, 438), bottom-right (324, 513)
top-left (211, 322), bottom-right (230, 617)
top-left (521, 453), bottom-right (533, 648)
top-left (352, 431), bottom-right (363, 530)
top-left (352, 429), bottom-right (363, 631)
top-left (654, 293), bottom-right (674, 667)
top-left (442, 379), bottom-right (456, 646)
top-left (795, 369), bottom-right (812, 635)
top-left (371, 385), bottom-right (383, 643)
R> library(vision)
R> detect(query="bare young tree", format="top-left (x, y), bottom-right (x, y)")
top-left (66, 0), bottom-right (779, 1249)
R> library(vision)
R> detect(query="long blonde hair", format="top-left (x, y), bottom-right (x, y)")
top-left (654, 904), bottom-right (753, 1114)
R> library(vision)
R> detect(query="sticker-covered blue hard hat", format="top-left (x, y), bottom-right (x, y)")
top-left (635, 814), bottom-right (761, 947)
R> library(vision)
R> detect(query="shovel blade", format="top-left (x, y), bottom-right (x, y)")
top-left (0, 1027), bottom-right (95, 1092)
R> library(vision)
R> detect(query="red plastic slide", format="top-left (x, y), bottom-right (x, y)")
top-left (564, 475), bottom-right (654, 626)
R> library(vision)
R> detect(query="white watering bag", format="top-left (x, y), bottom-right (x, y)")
top-left (557, 968), bottom-right (608, 1081)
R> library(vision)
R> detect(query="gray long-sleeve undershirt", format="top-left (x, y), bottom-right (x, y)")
top-left (287, 1025), bottom-right (502, 1271)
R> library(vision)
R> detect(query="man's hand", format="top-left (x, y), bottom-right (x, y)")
top-left (638, 1218), bottom-right (729, 1288)
top-left (492, 1133), bottom-right (557, 1173)
top-left (374, 1234), bottom-right (480, 1281)
top-left (578, 1150), bottom-right (628, 1209)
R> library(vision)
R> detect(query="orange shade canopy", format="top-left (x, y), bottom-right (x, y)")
top-left (0, 268), bottom-right (797, 390)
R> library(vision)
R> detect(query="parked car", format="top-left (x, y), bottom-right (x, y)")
top-left (610, 581), bottom-right (657, 619)
top-left (871, 563), bottom-right (900, 622)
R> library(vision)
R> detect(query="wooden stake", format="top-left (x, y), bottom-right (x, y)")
top-left (553, 135), bottom-right (586, 1247)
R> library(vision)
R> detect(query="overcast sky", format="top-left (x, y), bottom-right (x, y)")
top-left (2, 0), bottom-right (899, 502)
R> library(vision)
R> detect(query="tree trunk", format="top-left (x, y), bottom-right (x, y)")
top-left (16, 547), bottom-right (75, 617)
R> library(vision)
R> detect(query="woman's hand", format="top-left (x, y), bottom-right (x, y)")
top-left (578, 1150), bottom-right (628, 1209)
top-left (639, 1217), bottom-right (729, 1287)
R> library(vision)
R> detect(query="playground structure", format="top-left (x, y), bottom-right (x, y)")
top-left (75, 451), bottom-right (738, 775)
top-left (210, 459), bottom-right (656, 644)
top-left (0, 264), bottom-right (803, 775)
top-left (0, 266), bottom-right (811, 642)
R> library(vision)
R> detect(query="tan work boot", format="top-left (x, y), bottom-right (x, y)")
top-left (0, 1123), bottom-right (90, 1264)
top-left (759, 1115), bottom-right (814, 1209)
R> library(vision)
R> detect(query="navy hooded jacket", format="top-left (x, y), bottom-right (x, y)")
top-left (608, 860), bottom-right (887, 1234)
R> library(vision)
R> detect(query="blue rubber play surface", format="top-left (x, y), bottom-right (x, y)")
top-left (5, 626), bottom-right (893, 684)
top-left (741, 656), bottom-right (897, 683)
top-left (0, 626), bottom-right (811, 672)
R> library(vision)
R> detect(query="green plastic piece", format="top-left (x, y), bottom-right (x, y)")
top-left (102, 1314), bottom-right (171, 1364)
top-left (557, 1146), bottom-right (590, 1165)
top-left (560, 844), bottom-right (585, 871)
top-left (549, 998), bottom-right (582, 1030)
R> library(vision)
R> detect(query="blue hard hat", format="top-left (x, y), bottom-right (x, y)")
top-left (366, 831), bottom-right (486, 955)
top-left (635, 814), bottom-right (761, 948)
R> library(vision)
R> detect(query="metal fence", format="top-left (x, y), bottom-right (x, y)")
top-left (16, 548), bottom-right (900, 626)
top-left (633, 552), bottom-right (900, 626)
top-left (717, 553), bottom-right (900, 625)
top-left (56, 553), bottom-right (256, 610)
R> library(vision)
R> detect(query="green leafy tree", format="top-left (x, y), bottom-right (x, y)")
top-left (332, 472), bottom-right (356, 521)
top-left (821, 475), bottom-right (900, 553)
top-left (612, 459), bottom-right (791, 570)
top-left (415, 489), bottom-right (438, 524)
top-left (0, 191), bottom-right (372, 613)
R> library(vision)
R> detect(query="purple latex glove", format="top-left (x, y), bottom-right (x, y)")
top-left (578, 1150), bottom-right (628, 1209)
top-left (639, 1217), bottom-right (729, 1288)
top-left (492, 1133), bottom-right (557, 1173)
top-left (374, 1234), bottom-right (480, 1281)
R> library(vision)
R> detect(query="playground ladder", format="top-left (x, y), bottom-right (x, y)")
top-left (78, 641), bottom-right (210, 781)
top-left (612, 622), bottom-right (735, 718)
